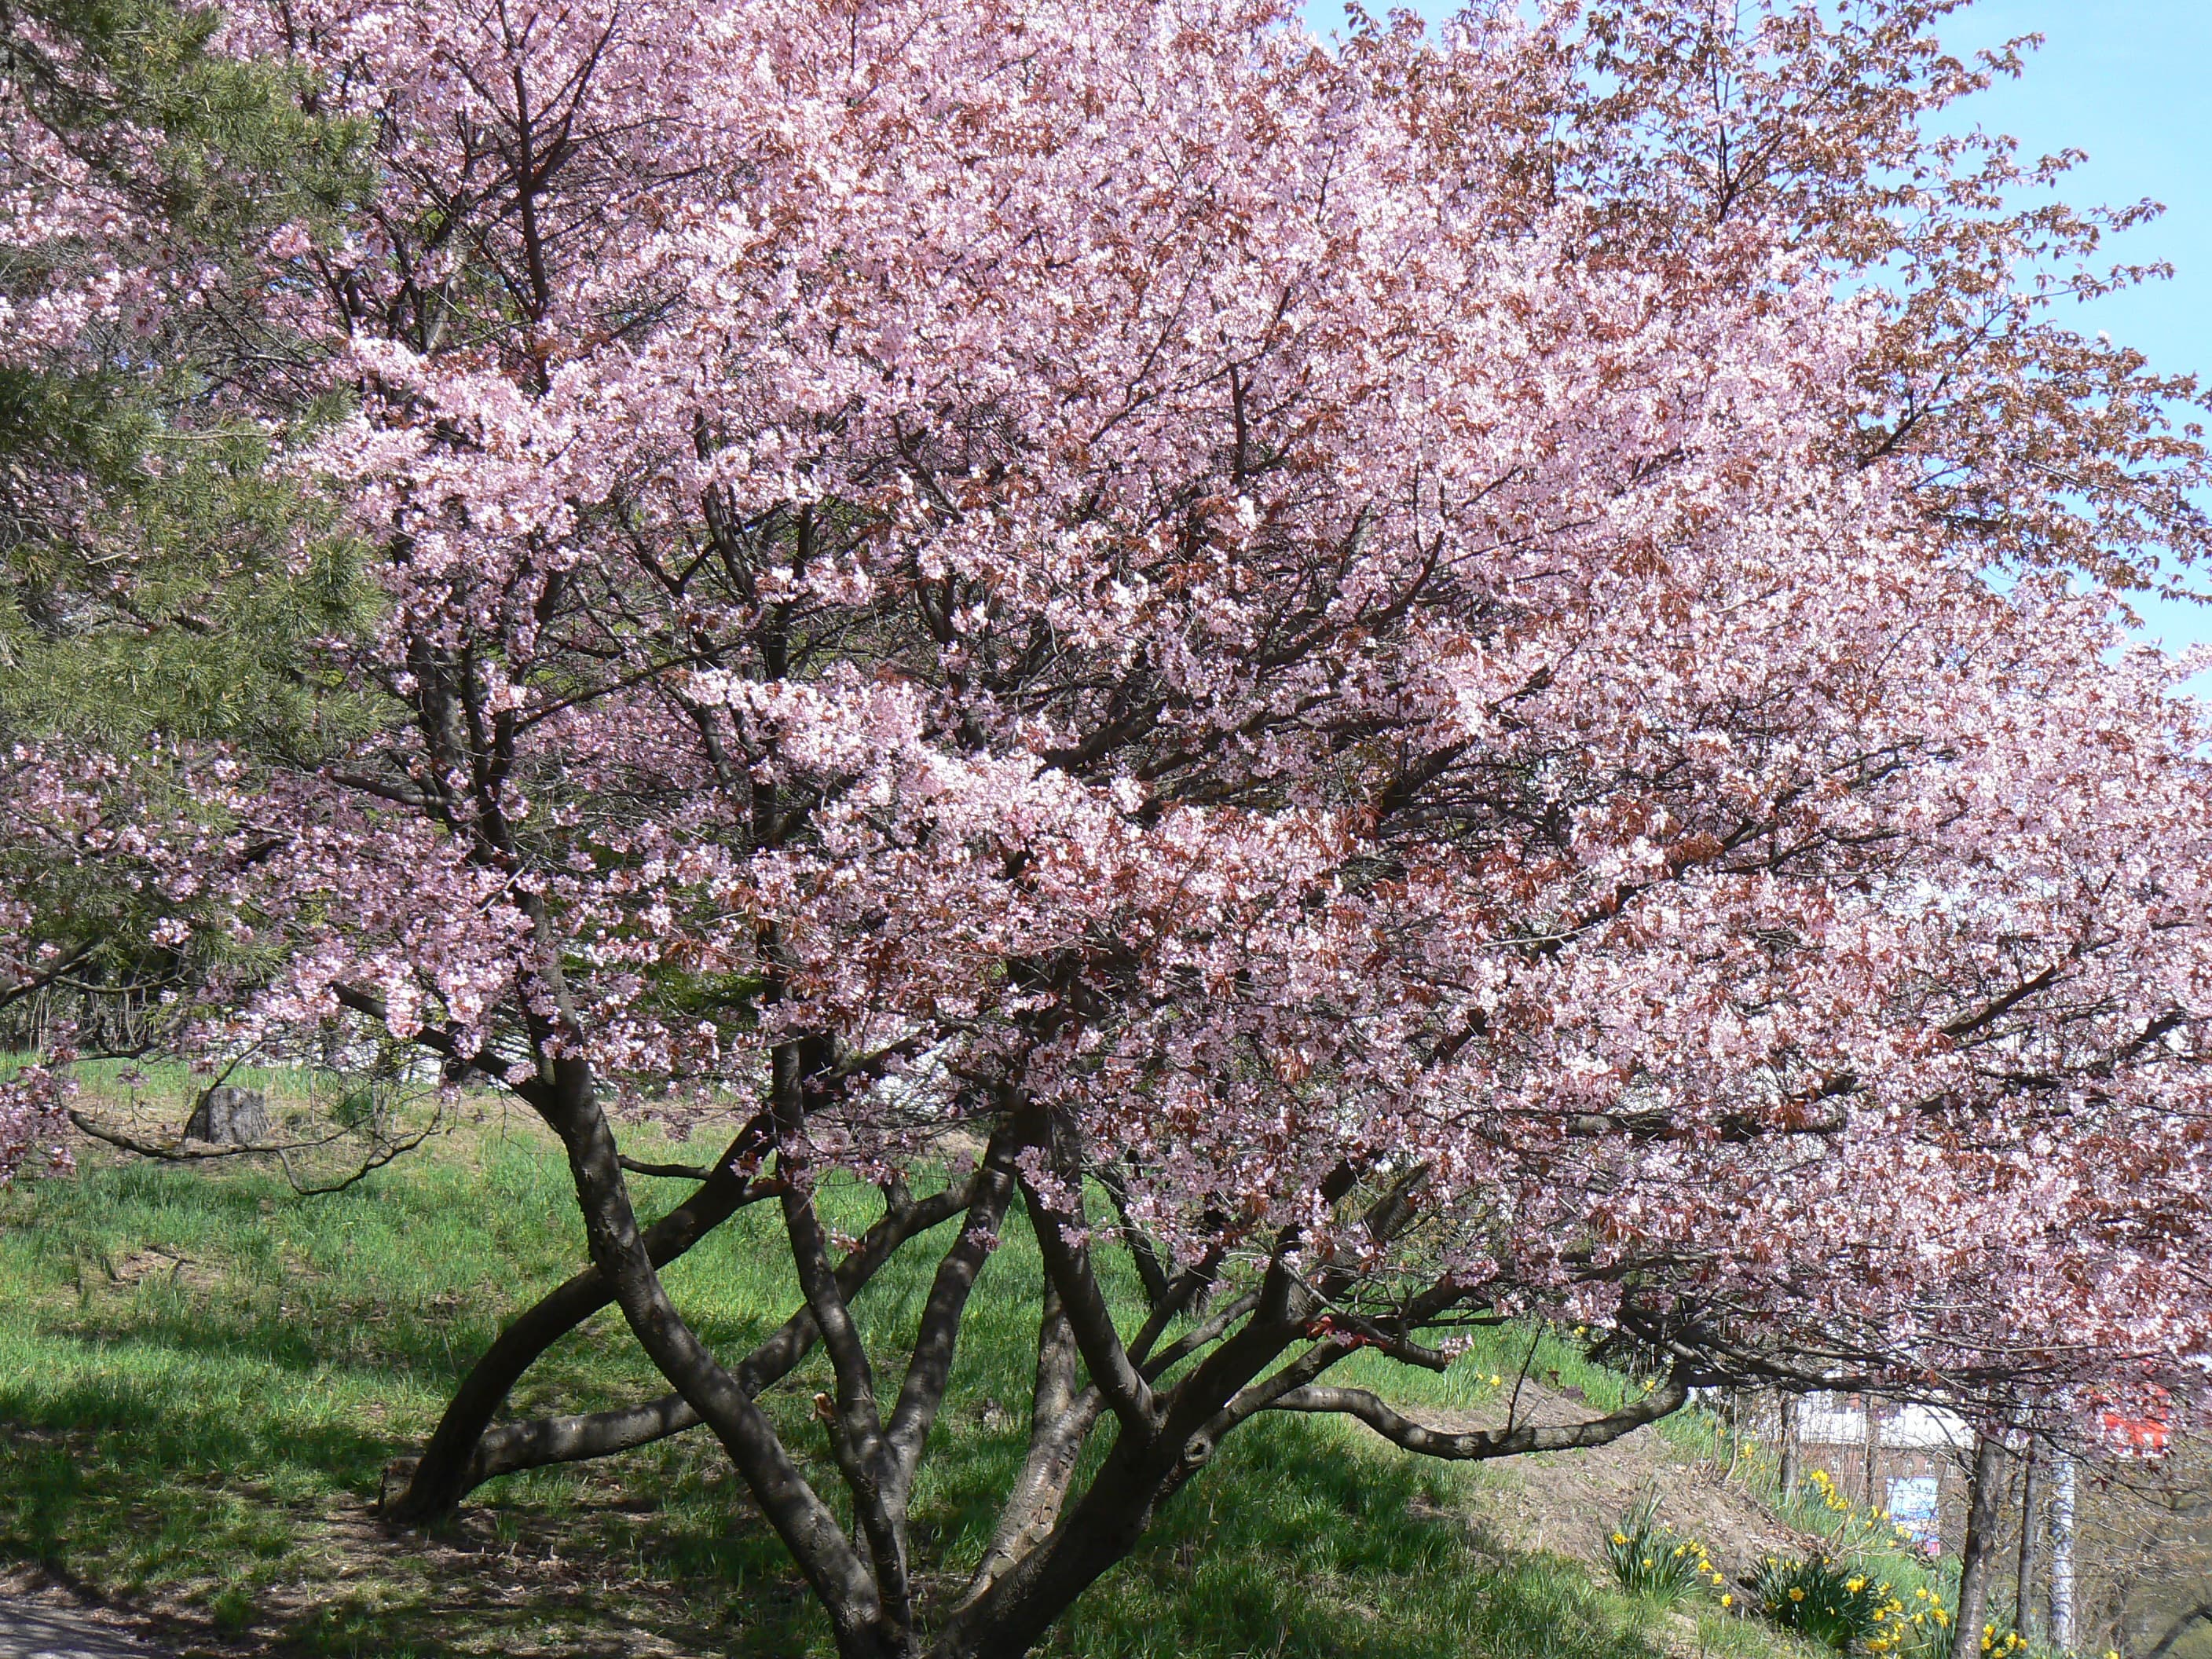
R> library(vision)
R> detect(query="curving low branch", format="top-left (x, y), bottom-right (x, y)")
top-left (1262, 1364), bottom-right (1692, 1459)
top-left (390, 1173), bottom-right (980, 1514)
top-left (68, 1107), bottom-right (448, 1196)
top-left (384, 1106), bottom-right (783, 1521)
top-left (2144, 1602), bottom-right (2212, 1659)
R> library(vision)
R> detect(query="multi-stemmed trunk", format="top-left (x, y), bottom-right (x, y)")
top-left (383, 1042), bottom-right (1697, 1659)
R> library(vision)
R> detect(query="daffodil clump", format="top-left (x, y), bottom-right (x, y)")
top-left (1796, 1470), bottom-right (1935, 1559)
top-left (1869, 1582), bottom-right (1962, 1659)
top-left (1602, 1502), bottom-right (1723, 1605)
top-left (1748, 1552), bottom-right (1922, 1654)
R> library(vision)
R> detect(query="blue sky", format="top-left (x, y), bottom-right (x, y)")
top-left (1950, 1), bottom-right (2212, 656)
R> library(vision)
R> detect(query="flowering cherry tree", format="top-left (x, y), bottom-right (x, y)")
top-left (9, 0), bottom-right (2212, 1653)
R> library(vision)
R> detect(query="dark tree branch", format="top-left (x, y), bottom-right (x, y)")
top-left (885, 1124), bottom-right (1020, 1494)
top-left (529, 1044), bottom-right (883, 1650)
top-left (778, 1049), bottom-right (912, 1631)
top-left (1126, 1243), bottom-right (1226, 1367)
top-left (958, 1286), bottom-right (1101, 1610)
top-left (1095, 1159), bottom-right (1174, 1310)
top-left (386, 1108), bottom-right (782, 1520)
top-left (1942, 962), bottom-right (2064, 1040)
top-left (617, 1154), bottom-right (727, 1181)
top-left (1263, 1363), bottom-right (1692, 1459)
top-left (68, 1107), bottom-right (449, 1196)
top-left (1139, 1287), bottom-right (1260, 1380)
top-left (331, 982), bottom-right (471, 1067)
top-left (0, 941), bottom-right (93, 1013)
top-left (1020, 1163), bottom-right (1158, 1437)
top-left (427, 1177), bottom-right (980, 1502)
top-left (2144, 1603), bottom-right (2212, 1659)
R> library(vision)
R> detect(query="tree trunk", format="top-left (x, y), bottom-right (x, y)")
top-left (386, 1119), bottom-right (772, 1522)
top-left (386, 1256), bottom-right (645, 1521)
top-left (1778, 1393), bottom-right (1801, 1501)
top-left (932, 1427), bottom-right (1201, 1659)
top-left (535, 1051), bottom-right (893, 1659)
top-left (185, 1085), bottom-right (267, 1144)
top-left (1862, 1393), bottom-right (1883, 1511)
top-left (2048, 1452), bottom-right (2076, 1650)
top-left (1948, 1433), bottom-right (2008, 1659)
top-left (2014, 1448), bottom-right (2039, 1640)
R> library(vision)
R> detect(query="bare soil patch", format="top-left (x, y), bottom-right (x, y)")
top-left (1370, 1383), bottom-right (1822, 1574)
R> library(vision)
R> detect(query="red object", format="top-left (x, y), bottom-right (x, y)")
top-left (2098, 1412), bottom-right (2170, 1456)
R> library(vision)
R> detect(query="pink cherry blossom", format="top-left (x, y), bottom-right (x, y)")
top-left (12, 0), bottom-right (2212, 1650)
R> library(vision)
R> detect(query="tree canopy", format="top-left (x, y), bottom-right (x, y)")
top-left (5, 0), bottom-right (2212, 1654)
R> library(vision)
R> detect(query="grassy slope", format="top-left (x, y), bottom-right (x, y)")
top-left (1, 1112), bottom-right (1815, 1659)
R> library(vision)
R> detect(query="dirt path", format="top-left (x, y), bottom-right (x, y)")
top-left (0, 1600), bottom-right (171, 1659)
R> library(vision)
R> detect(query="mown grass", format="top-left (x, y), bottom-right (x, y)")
top-left (1, 1106), bottom-right (1810, 1658)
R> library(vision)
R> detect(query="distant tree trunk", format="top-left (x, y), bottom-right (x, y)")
top-left (2049, 1453), bottom-right (2077, 1650)
top-left (1949, 1432), bottom-right (2008, 1659)
top-left (1779, 1393), bottom-right (1802, 1500)
top-left (1863, 1393), bottom-right (1883, 1510)
top-left (2014, 1448), bottom-right (2039, 1640)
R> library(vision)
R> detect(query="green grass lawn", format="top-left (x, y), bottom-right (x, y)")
top-left (1, 1111), bottom-right (1808, 1658)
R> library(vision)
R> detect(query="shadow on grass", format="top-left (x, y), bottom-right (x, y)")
top-left (894, 1208), bottom-right (1679, 1659)
top-left (917, 1411), bottom-right (1677, 1659)
top-left (3, 1142), bottom-right (1693, 1659)
top-left (2, 1397), bottom-right (828, 1657)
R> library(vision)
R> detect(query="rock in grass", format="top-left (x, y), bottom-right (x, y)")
top-left (185, 1086), bottom-right (268, 1145)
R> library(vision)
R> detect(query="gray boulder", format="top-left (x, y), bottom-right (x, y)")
top-left (185, 1085), bottom-right (268, 1145)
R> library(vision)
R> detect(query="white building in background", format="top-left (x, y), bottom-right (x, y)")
top-left (1782, 1392), bottom-right (1972, 1553)
top-left (1798, 1393), bottom-right (1972, 1450)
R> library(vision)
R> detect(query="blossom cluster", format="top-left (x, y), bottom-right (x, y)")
top-left (9, 0), bottom-right (2212, 1412)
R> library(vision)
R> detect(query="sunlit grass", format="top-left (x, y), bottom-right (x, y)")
top-left (2, 1107), bottom-right (1815, 1657)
